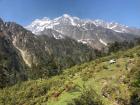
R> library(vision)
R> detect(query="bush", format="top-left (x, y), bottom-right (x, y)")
top-left (116, 64), bottom-right (121, 68)
top-left (68, 86), bottom-right (103, 105)
top-left (102, 65), bottom-right (108, 69)
top-left (130, 89), bottom-right (140, 105)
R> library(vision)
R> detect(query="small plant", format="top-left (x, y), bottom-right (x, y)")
top-left (130, 90), bottom-right (140, 105)
top-left (68, 86), bottom-right (103, 105)
top-left (116, 64), bottom-right (121, 68)
top-left (102, 65), bottom-right (108, 69)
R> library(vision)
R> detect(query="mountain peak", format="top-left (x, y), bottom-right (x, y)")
top-left (62, 14), bottom-right (79, 19)
top-left (63, 14), bottom-right (71, 18)
top-left (26, 14), bottom-right (140, 36)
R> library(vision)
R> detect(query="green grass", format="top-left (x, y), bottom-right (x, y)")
top-left (1, 45), bottom-right (140, 105)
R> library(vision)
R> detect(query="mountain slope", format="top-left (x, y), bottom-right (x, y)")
top-left (0, 18), bottom-right (98, 81)
top-left (1, 44), bottom-right (140, 105)
top-left (26, 14), bottom-right (140, 49)
top-left (0, 20), bottom-right (27, 88)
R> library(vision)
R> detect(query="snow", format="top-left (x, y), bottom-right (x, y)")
top-left (26, 14), bottom-right (129, 35)
top-left (52, 33), bottom-right (64, 39)
top-left (63, 14), bottom-right (70, 18)
top-left (92, 20), bottom-right (129, 33)
top-left (99, 39), bottom-right (107, 46)
top-left (26, 14), bottom-right (81, 34)
top-left (109, 24), bottom-right (117, 29)
top-left (70, 17), bottom-right (76, 26)
top-left (62, 14), bottom-right (77, 26)
top-left (111, 28), bottom-right (123, 33)
top-left (78, 39), bottom-right (94, 44)
top-left (78, 40), bottom-right (88, 44)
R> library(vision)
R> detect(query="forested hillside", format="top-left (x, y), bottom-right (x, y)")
top-left (0, 44), bottom-right (140, 105)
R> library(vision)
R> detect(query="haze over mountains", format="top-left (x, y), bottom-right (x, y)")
top-left (26, 14), bottom-right (140, 49)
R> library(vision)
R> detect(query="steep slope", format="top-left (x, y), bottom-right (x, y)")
top-left (0, 18), bottom-right (97, 80)
top-left (26, 14), bottom-right (139, 49)
top-left (0, 20), bottom-right (27, 88)
top-left (1, 44), bottom-right (140, 105)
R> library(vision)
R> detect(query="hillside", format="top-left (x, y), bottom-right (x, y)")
top-left (0, 30), bottom-right (27, 88)
top-left (0, 19), bottom-right (98, 87)
top-left (0, 45), bottom-right (140, 105)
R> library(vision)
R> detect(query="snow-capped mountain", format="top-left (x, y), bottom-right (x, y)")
top-left (26, 14), bottom-right (81, 34)
top-left (26, 14), bottom-right (140, 34)
top-left (26, 14), bottom-right (140, 49)
top-left (92, 19), bottom-right (128, 33)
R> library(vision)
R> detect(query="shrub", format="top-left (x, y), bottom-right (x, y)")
top-left (130, 89), bottom-right (140, 105)
top-left (116, 64), bottom-right (121, 68)
top-left (68, 86), bottom-right (103, 105)
top-left (102, 65), bottom-right (108, 69)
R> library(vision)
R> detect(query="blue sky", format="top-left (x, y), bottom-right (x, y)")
top-left (0, 0), bottom-right (140, 27)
